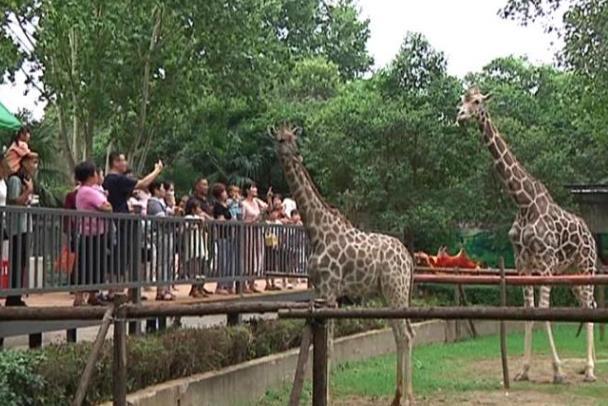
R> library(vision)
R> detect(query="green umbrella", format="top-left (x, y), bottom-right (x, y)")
top-left (0, 101), bottom-right (21, 132)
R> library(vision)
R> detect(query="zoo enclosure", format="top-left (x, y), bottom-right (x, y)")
top-left (2, 266), bottom-right (608, 406)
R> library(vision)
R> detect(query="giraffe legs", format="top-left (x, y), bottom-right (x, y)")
top-left (538, 285), bottom-right (566, 383)
top-left (389, 318), bottom-right (414, 406)
top-left (514, 285), bottom-right (534, 382)
top-left (584, 322), bottom-right (596, 382)
top-left (572, 285), bottom-right (597, 382)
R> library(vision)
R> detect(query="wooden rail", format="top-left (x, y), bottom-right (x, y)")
top-left (0, 301), bottom-right (310, 322)
top-left (414, 274), bottom-right (608, 286)
top-left (278, 306), bottom-right (608, 322)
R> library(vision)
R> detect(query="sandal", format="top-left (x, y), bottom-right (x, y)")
top-left (87, 298), bottom-right (105, 306)
top-left (156, 292), bottom-right (175, 301)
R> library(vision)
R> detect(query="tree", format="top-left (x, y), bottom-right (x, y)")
top-left (500, 0), bottom-right (608, 182)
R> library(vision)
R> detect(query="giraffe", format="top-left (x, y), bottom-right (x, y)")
top-left (456, 87), bottom-right (597, 383)
top-left (272, 124), bottom-right (416, 405)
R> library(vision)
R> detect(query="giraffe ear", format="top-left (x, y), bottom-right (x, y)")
top-left (482, 92), bottom-right (493, 101)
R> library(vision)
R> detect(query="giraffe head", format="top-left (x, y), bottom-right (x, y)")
top-left (272, 124), bottom-right (301, 159)
top-left (456, 87), bottom-right (492, 125)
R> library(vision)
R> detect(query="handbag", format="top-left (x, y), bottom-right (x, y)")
top-left (55, 245), bottom-right (76, 274)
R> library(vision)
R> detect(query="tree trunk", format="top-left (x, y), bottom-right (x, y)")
top-left (69, 27), bottom-right (81, 160)
top-left (128, 6), bottom-right (163, 163)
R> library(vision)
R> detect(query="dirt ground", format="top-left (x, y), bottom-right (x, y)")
top-left (333, 355), bottom-right (605, 405)
top-left (334, 390), bottom-right (597, 405)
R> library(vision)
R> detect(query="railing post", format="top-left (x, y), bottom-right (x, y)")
top-left (312, 317), bottom-right (328, 406)
top-left (499, 257), bottom-right (510, 391)
top-left (226, 312), bottom-right (242, 326)
top-left (66, 328), bottom-right (77, 343)
top-left (112, 295), bottom-right (128, 406)
top-left (129, 218), bottom-right (142, 336)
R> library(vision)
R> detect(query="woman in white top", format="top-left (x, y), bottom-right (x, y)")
top-left (241, 182), bottom-right (272, 293)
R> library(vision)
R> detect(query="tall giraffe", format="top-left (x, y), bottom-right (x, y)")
top-left (456, 87), bottom-right (597, 383)
top-left (273, 124), bottom-right (416, 405)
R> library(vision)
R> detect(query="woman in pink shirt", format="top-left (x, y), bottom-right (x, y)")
top-left (74, 161), bottom-right (112, 306)
top-left (241, 182), bottom-right (271, 293)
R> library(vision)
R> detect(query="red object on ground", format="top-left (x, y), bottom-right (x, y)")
top-left (0, 259), bottom-right (9, 289)
top-left (415, 247), bottom-right (482, 270)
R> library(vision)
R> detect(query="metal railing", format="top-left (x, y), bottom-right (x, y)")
top-left (0, 206), bottom-right (310, 295)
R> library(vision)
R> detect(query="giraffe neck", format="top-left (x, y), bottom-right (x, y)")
top-left (477, 112), bottom-right (547, 208)
top-left (278, 152), bottom-right (350, 243)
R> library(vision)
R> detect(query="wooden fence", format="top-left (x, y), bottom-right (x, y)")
top-left (3, 261), bottom-right (608, 405)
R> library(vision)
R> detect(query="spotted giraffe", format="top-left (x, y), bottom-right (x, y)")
top-left (273, 124), bottom-right (416, 405)
top-left (456, 87), bottom-right (597, 383)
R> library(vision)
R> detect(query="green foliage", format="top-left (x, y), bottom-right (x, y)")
top-left (417, 284), bottom-right (579, 307)
top-left (0, 350), bottom-right (46, 406)
top-left (0, 316), bottom-right (386, 405)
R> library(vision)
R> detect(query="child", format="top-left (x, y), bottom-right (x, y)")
top-left (227, 185), bottom-right (243, 220)
top-left (5, 126), bottom-right (38, 175)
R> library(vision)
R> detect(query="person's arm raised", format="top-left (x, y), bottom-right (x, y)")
top-left (135, 161), bottom-right (163, 190)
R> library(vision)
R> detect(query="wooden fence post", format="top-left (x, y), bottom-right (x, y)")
top-left (599, 286), bottom-right (606, 341)
top-left (289, 323), bottom-right (312, 406)
top-left (113, 295), bottom-right (128, 406)
top-left (499, 257), bottom-right (510, 391)
top-left (72, 305), bottom-right (114, 406)
top-left (311, 318), bottom-right (328, 406)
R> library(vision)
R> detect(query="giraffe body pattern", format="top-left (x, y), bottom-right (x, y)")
top-left (457, 88), bottom-right (597, 383)
top-left (273, 125), bottom-right (415, 405)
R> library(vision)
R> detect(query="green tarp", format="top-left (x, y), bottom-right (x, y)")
top-left (0, 101), bottom-right (21, 132)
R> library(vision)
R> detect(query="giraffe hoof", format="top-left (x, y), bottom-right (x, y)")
top-left (583, 372), bottom-right (597, 383)
top-left (553, 373), bottom-right (566, 384)
top-left (514, 371), bottom-right (529, 382)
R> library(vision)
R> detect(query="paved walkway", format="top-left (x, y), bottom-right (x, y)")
top-left (1, 280), bottom-right (309, 349)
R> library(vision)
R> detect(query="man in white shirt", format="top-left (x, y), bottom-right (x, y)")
top-left (282, 197), bottom-right (297, 218)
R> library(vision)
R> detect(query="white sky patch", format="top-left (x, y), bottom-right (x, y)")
top-left (0, 0), bottom-right (560, 119)
top-left (358, 0), bottom-right (560, 75)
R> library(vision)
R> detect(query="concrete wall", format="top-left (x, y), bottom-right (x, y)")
top-left (99, 319), bottom-right (525, 406)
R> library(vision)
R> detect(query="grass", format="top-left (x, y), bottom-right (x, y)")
top-left (257, 324), bottom-right (608, 405)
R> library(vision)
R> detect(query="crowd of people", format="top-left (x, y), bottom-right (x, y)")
top-left (0, 126), bottom-right (306, 307)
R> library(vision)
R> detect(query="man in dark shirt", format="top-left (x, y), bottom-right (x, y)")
top-left (103, 153), bottom-right (163, 213)
top-left (188, 177), bottom-right (213, 218)
top-left (102, 152), bottom-right (163, 280)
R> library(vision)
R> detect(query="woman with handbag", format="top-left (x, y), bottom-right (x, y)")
top-left (74, 162), bottom-right (112, 306)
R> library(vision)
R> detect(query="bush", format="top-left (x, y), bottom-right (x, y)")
top-left (0, 350), bottom-right (46, 406)
top-left (0, 316), bottom-right (389, 405)
top-left (416, 284), bottom-right (579, 307)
